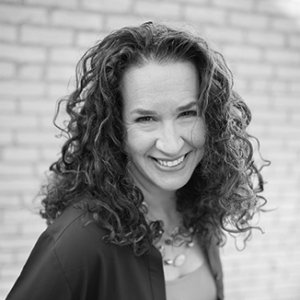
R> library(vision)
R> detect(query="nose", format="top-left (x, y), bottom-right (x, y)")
top-left (155, 121), bottom-right (184, 156)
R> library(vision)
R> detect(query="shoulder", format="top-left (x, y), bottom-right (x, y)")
top-left (37, 205), bottom-right (124, 289)
top-left (47, 205), bottom-right (103, 242)
top-left (43, 205), bottom-right (111, 261)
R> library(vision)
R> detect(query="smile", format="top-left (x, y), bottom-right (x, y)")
top-left (154, 154), bottom-right (186, 168)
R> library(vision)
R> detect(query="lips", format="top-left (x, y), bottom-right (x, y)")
top-left (151, 153), bottom-right (188, 168)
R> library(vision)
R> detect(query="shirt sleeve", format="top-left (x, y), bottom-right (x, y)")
top-left (6, 232), bottom-right (73, 300)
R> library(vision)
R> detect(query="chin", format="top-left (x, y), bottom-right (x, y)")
top-left (155, 177), bottom-right (190, 192)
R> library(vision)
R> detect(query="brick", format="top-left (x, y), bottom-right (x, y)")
top-left (134, 2), bottom-right (181, 18)
top-left (273, 96), bottom-right (300, 109)
top-left (81, 0), bottom-right (132, 13)
top-left (40, 146), bottom-right (63, 161)
top-left (290, 110), bottom-right (300, 124)
top-left (289, 82), bottom-right (300, 93)
top-left (1, 0), bottom-right (23, 2)
top-left (173, 0), bottom-right (207, 3)
top-left (250, 80), bottom-right (288, 94)
top-left (20, 220), bottom-right (46, 235)
top-left (18, 65), bottom-right (44, 80)
top-left (246, 93), bottom-right (272, 108)
top-left (0, 233), bottom-right (36, 249)
top-left (0, 195), bottom-right (20, 207)
top-left (21, 25), bottom-right (74, 46)
top-left (15, 130), bottom-right (60, 146)
top-left (39, 112), bottom-right (68, 129)
top-left (271, 17), bottom-right (298, 32)
top-left (235, 63), bottom-right (273, 78)
top-left (19, 97), bottom-right (56, 114)
top-left (46, 65), bottom-right (75, 82)
top-left (232, 78), bottom-right (248, 92)
top-left (255, 0), bottom-right (286, 15)
top-left (205, 26), bottom-right (245, 43)
top-left (0, 252), bottom-right (15, 264)
top-left (47, 82), bottom-right (75, 98)
top-left (0, 4), bottom-right (48, 25)
top-left (0, 114), bottom-right (39, 128)
top-left (251, 110), bottom-right (287, 124)
top-left (105, 15), bottom-right (146, 31)
top-left (288, 34), bottom-right (300, 48)
top-left (22, 192), bottom-right (45, 208)
top-left (0, 132), bottom-right (14, 145)
top-left (0, 177), bottom-right (40, 193)
top-left (0, 43), bottom-right (46, 63)
top-left (264, 124), bottom-right (300, 139)
top-left (3, 206), bottom-right (40, 222)
top-left (0, 81), bottom-right (45, 96)
top-left (246, 30), bottom-right (286, 47)
top-left (264, 49), bottom-right (300, 65)
top-left (275, 66), bottom-right (300, 80)
top-left (0, 163), bottom-right (33, 177)
top-left (212, 0), bottom-right (254, 11)
top-left (25, 0), bottom-right (78, 9)
top-left (76, 31), bottom-right (105, 47)
top-left (49, 47), bottom-right (84, 64)
top-left (269, 80), bottom-right (291, 94)
top-left (229, 12), bottom-right (269, 29)
top-left (0, 62), bottom-right (16, 78)
top-left (184, 5), bottom-right (226, 25)
top-left (0, 24), bottom-right (18, 42)
top-left (51, 10), bottom-right (103, 30)
top-left (1, 147), bottom-right (39, 161)
top-left (282, 1), bottom-right (300, 18)
top-left (223, 45), bottom-right (262, 61)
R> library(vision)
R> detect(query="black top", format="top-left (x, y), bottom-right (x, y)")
top-left (6, 206), bottom-right (223, 300)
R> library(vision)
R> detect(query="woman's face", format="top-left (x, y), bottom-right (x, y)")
top-left (121, 60), bottom-right (206, 193)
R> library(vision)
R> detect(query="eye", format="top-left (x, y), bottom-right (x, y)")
top-left (179, 110), bottom-right (198, 118)
top-left (135, 116), bottom-right (155, 123)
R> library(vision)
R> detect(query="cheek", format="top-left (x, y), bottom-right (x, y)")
top-left (125, 127), bottom-right (154, 157)
top-left (188, 119), bottom-right (206, 148)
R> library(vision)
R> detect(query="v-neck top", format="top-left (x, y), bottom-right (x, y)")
top-left (165, 262), bottom-right (217, 300)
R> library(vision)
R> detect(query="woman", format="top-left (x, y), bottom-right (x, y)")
top-left (6, 22), bottom-right (268, 300)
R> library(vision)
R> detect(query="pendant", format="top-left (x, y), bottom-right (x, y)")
top-left (163, 254), bottom-right (186, 267)
top-left (164, 259), bottom-right (174, 266)
top-left (174, 254), bottom-right (186, 267)
top-left (187, 241), bottom-right (194, 248)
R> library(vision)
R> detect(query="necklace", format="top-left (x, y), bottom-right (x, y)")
top-left (142, 201), bottom-right (195, 267)
top-left (156, 226), bottom-right (195, 267)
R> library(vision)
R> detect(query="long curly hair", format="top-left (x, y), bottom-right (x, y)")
top-left (40, 22), bottom-right (269, 255)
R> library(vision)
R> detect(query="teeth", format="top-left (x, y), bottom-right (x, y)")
top-left (157, 155), bottom-right (185, 167)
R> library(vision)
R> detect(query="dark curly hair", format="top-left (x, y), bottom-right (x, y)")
top-left (40, 22), bottom-right (269, 255)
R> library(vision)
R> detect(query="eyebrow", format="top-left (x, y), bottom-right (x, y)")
top-left (130, 108), bottom-right (157, 115)
top-left (130, 101), bottom-right (197, 115)
top-left (176, 101), bottom-right (197, 112)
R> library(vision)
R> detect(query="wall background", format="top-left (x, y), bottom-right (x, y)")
top-left (0, 0), bottom-right (299, 299)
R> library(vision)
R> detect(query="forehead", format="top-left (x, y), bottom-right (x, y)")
top-left (120, 60), bottom-right (199, 111)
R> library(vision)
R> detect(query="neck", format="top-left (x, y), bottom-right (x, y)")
top-left (144, 189), bottom-right (176, 216)
top-left (138, 185), bottom-right (182, 231)
top-left (128, 167), bottom-right (182, 228)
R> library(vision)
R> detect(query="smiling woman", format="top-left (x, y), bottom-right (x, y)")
top-left (6, 22), bottom-right (269, 300)
top-left (122, 61), bottom-right (206, 194)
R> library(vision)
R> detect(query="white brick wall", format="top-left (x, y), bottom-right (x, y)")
top-left (0, 0), bottom-right (299, 299)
